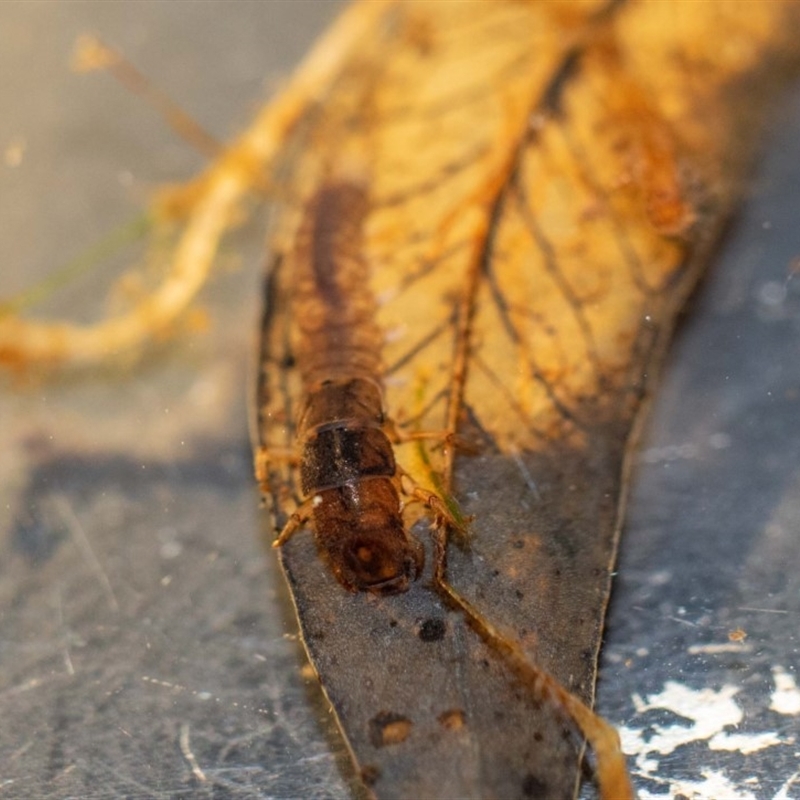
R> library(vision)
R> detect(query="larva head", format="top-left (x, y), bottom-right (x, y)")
top-left (338, 525), bottom-right (425, 594)
top-left (312, 483), bottom-right (424, 594)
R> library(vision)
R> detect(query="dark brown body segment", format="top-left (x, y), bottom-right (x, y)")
top-left (287, 184), bottom-right (424, 593)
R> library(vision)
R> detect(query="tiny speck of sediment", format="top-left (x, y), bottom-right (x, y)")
top-left (369, 711), bottom-right (413, 747)
top-left (438, 708), bottom-right (466, 731)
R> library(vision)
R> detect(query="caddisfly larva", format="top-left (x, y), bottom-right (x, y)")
top-left (254, 180), bottom-right (455, 593)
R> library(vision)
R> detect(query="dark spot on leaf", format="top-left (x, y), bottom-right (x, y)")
top-left (521, 772), bottom-right (549, 797)
top-left (369, 711), bottom-right (413, 748)
top-left (418, 617), bottom-right (446, 642)
top-left (232, 611), bottom-right (261, 631)
top-left (281, 353), bottom-right (296, 369)
top-left (533, 731), bottom-right (544, 742)
top-left (360, 764), bottom-right (381, 786)
top-left (515, 589), bottom-right (524, 600)
top-left (437, 708), bottom-right (466, 731)
top-left (389, 618), bottom-right (398, 627)
top-left (11, 511), bottom-right (64, 564)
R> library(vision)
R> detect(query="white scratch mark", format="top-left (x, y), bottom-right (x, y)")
top-left (770, 666), bottom-right (800, 715)
top-left (92, 756), bottom-right (163, 796)
top-left (179, 723), bottom-right (207, 783)
top-left (54, 588), bottom-right (75, 676)
top-left (53, 494), bottom-right (120, 612)
top-left (0, 677), bottom-right (43, 700)
top-left (141, 676), bottom-right (272, 717)
top-left (688, 642), bottom-right (753, 655)
top-left (508, 447), bottom-right (541, 501)
top-left (774, 770), bottom-right (800, 800)
top-left (5, 740), bottom-right (34, 767)
top-left (667, 615), bottom-right (699, 627)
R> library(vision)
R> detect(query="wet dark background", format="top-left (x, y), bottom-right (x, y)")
top-left (1, 3), bottom-right (798, 798)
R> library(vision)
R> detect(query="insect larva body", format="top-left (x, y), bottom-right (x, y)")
top-left (269, 181), bottom-right (426, 594)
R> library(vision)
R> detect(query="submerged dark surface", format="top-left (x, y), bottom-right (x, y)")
top-left (1, 3), bottom-right (799, 799)
top-left (595, 86), bottom-right (800, 799)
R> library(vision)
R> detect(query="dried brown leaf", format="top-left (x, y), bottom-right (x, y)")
top-left (2, 1), bottom-right (798, 798)
top-left (254, 2), bottom-right (800, 798)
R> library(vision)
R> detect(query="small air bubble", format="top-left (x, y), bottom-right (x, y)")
top-left (709, 432), bottom-right (731, 450)
top-left (4, 137), bottom-right (26, 167)
top-left (159, 541), bottom-right (182, 559)
top-left (650, 570), bottom-right (672, 586)
top-left (757, 281), bottom-right (786, 306)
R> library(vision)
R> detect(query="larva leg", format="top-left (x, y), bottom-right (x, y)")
top-left (396, 469), bottom-right (470, 536)
top-left (384, 420), bottom-right (477, 455)
top-left (255, 444), bottom-right (307, 547)
top-left (272, 497), bottom-right (314, 548)
top-left (253, 445), bottom-right (298, 490)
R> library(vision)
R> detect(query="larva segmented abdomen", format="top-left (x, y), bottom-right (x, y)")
top-left (292, 182), bottom-right (383, 392)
